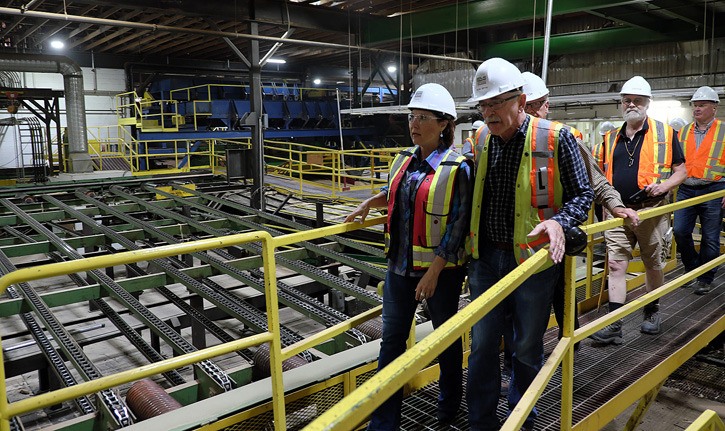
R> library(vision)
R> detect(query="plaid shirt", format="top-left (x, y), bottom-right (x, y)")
top-left (481, 116), bottom-right (593, 244)
top-left (383, 144), bottom-right (472, 277)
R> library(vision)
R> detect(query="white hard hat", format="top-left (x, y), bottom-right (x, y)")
top-left (668, 117), bottom-right (688, 131)
top-left (408, 83), bottom-right (457, 119)
top-left (690, 86), bottom-right (720, 103)
top-left (597, 121), bottom-right (618, 136)
top-left (620, 75), bottom-right (652, 98)
top-left (469, 57), bottom-right (525, 102)
top-left (472, 120), bottom-right (485, 129)
top-left (522, 71), bottom-right (550, 101)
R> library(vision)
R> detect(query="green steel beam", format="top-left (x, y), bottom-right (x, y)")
top-left (479, 27), bottom-right (669, 60)
top-left (362, 0), bottom-right (645, 44)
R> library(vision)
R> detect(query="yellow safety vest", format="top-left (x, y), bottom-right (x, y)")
top-left (469, 115), bottom-right (564, 269)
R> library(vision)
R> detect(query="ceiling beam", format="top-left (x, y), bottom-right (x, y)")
top-left (478, 24), bottom-right (725, 60)
top-left (361, 0), bottom-right (648, 44)
top-left (39, 0), bottom-right (367, 34)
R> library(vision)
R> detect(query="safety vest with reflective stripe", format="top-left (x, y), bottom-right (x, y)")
top-left (469, 116), bottom-right (564, 269)
top-left (592, 141), bottom-right (605, 171)
top-left (563, 125), bottom-right (584, 141)
top-left (462, 136), bottom-right (476, 159)
top-left (385, 146), bottom-right (468, 270)
top-left (679, 119), bottom-right (725, 181)
top-left (602, 117), bottom-right (673, 188)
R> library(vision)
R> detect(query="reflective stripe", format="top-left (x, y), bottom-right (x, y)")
top-left (603, 117), bottom-right (673, 188)
top-left (681, 119), bottom-right (725, 180)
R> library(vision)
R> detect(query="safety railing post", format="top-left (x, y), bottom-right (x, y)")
top-left (561, 254), bottom-right (576, 430)
top-left (264, 237), bottom-right (287, 430)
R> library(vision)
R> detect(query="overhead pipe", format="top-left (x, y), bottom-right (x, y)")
top-left (481, 27), bottom-right (668, 60)
top-left (0, 6), bottom-right (480, 65)
top-left (0, 52), bottom-right (93, 173)
top-left (541, 0), bottom-right (554, 84)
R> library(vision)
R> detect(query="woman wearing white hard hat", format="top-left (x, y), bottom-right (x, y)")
top-left (345, 83), bottom-right (472, 429)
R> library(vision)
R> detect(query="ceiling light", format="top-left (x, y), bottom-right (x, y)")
top-left (267, 58), bottom-right (286, 64)
top-left (387, 65), bottom-right (397, 74)
top-left (313, 78), bottom-right (321, 85)
top-left (50, 39), bottom-right (65, 50)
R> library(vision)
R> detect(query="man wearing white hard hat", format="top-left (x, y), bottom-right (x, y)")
top-left (673, 86), bottom-right (725, 295)
top-left (520, 72), bottom-right (639, 346)
top-left (466, 58), bottom-right (593, 431)
top-left (346, 83), bottom-right (472, 429)
top-left (591, 75), bottom-right (686, 345)
top-left (462, 120), bottom-right (485, 159)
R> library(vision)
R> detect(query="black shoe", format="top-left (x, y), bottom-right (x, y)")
top-left (695, 281), bottom-right (712, 295)
top-left (437, 409), bottom-right (456, 425)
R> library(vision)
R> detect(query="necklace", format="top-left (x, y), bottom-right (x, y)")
top-left (623, 137), bottom-right (641, 167)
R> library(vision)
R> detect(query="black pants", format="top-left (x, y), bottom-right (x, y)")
top-left (552, 264), bottom-right (580, 339)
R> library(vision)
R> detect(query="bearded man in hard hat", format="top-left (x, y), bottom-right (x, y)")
top-left (520, 72), bottom-right (640, 347)
top-left (466, 58), bottom-right (593, 431)
top-left (591, 75), bottom-right (686, 345)
top-left (673, 86), bottom-right (725, 295)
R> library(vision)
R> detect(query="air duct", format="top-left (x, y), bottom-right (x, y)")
top-left (0, 53), bottom-right (92, 173)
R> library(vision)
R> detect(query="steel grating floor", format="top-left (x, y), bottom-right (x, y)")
top-left (397, 266), bottom-right (724, 431)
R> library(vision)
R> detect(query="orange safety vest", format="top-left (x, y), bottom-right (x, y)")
top-left (592, 141), bottom-right (605, 171)
top-left (602, 117), bottom-right (673, 188)
top-left (469, 115), bottom-right (563, 268)
top-left (679, 119), bottom-right (725, 181)
top-left (385, 146), bottom-right (468, 270)
top-left (462, 136), bottom-right (476, 159)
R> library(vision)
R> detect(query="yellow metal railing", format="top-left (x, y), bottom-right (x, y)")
top-left (264, 139), bottom-right (396, 197)
top-left (0, 216), bottom-right (382, 431)
top-left (685, 410), bottom-right (725, 431)
top-left (304, 189), bottom-right (725, 431)
top-left (114, 91), bottom-right (181, 132)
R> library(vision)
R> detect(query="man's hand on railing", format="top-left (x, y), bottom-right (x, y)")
top-left (611, 206), bottom-right (640, 227)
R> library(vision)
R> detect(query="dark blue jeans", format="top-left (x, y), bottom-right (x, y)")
top-left (674, 182), bottom-right (725, 285)
top-left (366, 267), bottom-right (466, 431)
top-left (466, 250), bottom-right (557, 431)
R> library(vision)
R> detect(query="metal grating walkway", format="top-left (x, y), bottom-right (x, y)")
top-left (398, 267), bottom-right (724, 431)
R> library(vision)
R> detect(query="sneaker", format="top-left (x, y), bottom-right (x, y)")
top-left (694, 282), bottom-right (712, 295)
top-left (640, 311), bottom-right (662, 335)
top-left (590, 321), bottom-right (623, 345)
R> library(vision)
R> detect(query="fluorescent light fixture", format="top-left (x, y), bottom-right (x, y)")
top-left (267, 58), bottom-right (286, 64)
top-left (313, 78), bottom-right (321, 85)
top-left (50, 39), bottom-right (65, 49)
top-left (387, 65), bottom-right (397, 73)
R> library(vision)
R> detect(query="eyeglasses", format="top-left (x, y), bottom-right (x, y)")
top-left (477, 92), bottom-right (521, 112)
top-left (526, 99), bottom-right (548, 110)
top-left (621, 97), bottom-right (648, 106)
top-left (407, 113), bottom-right (440, 123)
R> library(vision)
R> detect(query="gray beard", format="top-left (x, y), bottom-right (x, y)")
top-left (624, 110), bottom-right (646, 123)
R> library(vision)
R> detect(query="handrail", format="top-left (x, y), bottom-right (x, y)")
top-left (303, 189), bottom-right (725, 431)
top-left (684, 410), bottom-right (725, 431)
top-left (0, 214), bottom-right (384, 431)
top-left (303, 248), bottom-right (550, 430)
